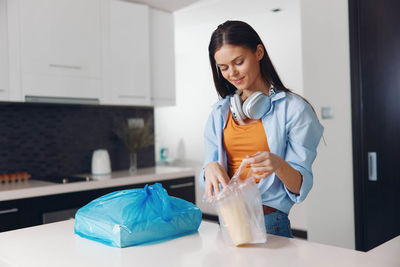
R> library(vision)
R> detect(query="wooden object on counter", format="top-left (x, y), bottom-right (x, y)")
top-left (0, 172), bottom-right (31, 183)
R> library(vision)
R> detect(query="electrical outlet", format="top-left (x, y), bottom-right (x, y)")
top-left (127, 118), bottom-right (144, 128)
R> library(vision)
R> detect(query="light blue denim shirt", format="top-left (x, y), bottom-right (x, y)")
top-left (199, 90), bottom-right (324, 214)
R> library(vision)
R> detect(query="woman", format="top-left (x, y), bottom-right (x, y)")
top-left (199, 20), bottom-right (324, 238)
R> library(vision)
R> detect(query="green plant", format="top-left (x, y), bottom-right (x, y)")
top-left (113, 119), bottom-right (154, 153)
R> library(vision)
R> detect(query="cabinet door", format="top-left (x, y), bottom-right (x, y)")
top-left (108, 0), bottom-right (151, 106)
top-left (150, 9), bottom-right (175, 106)
top-left (161, 177), bottom-right (195, 203)
top-left (0, 199), bottom-right (41, 232)
top-left (0, 207), bottom-right (32, 232)
top-left (19, 0), bottom-right (102, 99)
top-left (0, 0), bottom-right (9, 101)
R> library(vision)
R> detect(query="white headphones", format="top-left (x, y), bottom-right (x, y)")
top-left (229, 85), bottom-right (275, 121)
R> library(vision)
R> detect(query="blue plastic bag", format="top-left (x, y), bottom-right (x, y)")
top-left (74, 183), bottom-right (202, 247)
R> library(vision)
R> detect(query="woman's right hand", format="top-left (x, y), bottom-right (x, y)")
top-left (204, 161), bottom-right (230, 201)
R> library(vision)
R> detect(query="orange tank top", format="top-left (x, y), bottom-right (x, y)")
top-left (223, 111), bottom-right (271, 179)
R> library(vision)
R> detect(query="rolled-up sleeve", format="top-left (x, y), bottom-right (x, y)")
top-left (283, 103), bottom-right (324, 203)
top-left (198, 113), bottom-right (219, 189)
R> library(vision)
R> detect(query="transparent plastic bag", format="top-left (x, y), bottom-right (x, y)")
top-left (212, 159), bottom-right (267, 246)
top-left (74, 183), bottom-right (202, 247)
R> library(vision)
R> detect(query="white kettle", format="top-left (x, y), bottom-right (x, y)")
top-left (91, 149), bottom-right (111, 178)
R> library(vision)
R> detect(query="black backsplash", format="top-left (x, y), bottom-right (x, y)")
top-left (0, 102), bottom-right (155, 179)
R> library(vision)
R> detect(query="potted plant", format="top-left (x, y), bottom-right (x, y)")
top-left (113, 119), bottom-right (154, 174)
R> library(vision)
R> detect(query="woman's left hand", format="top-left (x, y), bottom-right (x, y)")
top-left (245, 151), bottom-right (284, 180)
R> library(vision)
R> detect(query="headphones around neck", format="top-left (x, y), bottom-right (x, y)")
top-left (229, 85), bottom-right (275, 121)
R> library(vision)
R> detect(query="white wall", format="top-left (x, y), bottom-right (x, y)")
top-left (301, 0), bottom-right (355, 249)
top-left (154, 0), bottom-right (307, 229)
top-left (0, 0), bottom-right (9, 98)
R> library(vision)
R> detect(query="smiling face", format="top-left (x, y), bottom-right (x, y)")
top-left (214, 44), bottom-right (265, 94)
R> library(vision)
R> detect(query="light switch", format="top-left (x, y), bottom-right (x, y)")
top-left (321, 107), bottom-right (334, 119)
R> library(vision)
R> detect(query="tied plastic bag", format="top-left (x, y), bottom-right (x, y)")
top-left (212, 159), bottom-right (267, 246)
top-left (74, 183), bottom-right (202, 247)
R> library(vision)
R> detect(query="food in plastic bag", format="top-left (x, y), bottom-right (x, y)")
top-left (74, 183), bottom-right (202, 247)
top-left (212, 159), bottom-right (267, 246)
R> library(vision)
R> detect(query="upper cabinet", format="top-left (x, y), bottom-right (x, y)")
top-left (18, 0), bottom-right (102, 102)
top-left (103, 0), bottom-right (151, 106)
top-left (0, 0), bottom-right (9, 101)
top-left (150, 9), bottom-right (176, 106)
top-left (4, 0), bottom-right (176, 106)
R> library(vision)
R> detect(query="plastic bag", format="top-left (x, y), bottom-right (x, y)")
top-left (212, 159), bottom-right (267, 246)
top-left (74, 183), bottom-right (202, 248)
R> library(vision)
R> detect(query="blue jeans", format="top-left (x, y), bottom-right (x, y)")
top-left (264, 210), bottom-right (293, 238)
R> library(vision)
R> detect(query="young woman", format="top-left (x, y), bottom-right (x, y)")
top-left (199, 20), bottom-right (324, 238)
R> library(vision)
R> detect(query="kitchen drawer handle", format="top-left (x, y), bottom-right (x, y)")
top-left (49, 64), bottom-right (82, 70)
top-left (25, 96), bottom-right (99, 105)
top-left (169, 182), bottom-right (194, 189)
top-left (0, 208), bottom-right (19, 215)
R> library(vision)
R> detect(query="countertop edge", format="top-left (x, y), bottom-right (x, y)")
top-left (0, 220), bottom-right (398, 267)
top-left (0, 166), bottom-right (196, 202)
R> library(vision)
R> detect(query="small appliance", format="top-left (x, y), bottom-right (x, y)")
top-left (91, 149), bottom-right (112, 178)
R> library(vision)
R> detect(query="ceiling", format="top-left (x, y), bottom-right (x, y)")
top-left (128, 0), bottom-right (201, 12)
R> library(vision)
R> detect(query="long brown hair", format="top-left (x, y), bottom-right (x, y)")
top-left (208, 20), bottom-right (293, 98)
top-left (208, 20), bottom-right (322, 139)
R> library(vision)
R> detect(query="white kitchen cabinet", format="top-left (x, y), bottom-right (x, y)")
top-left (150, 9), bottom-right (176, 106)
top-left (4, 0), bottom-right (175, 106)
top-left (0, 0), bottom-right (9, 101)
top-left (17, 0), bottom-right (102, 101)
top-left (104, 0), bottom-right (151, 106)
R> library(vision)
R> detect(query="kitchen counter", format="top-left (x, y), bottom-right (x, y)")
top-left (0, 166), bottom-right (195, 201)
top-left (0, 220), bottom-right (397, 267)
top-left (367, 235), bottom-right (400, 265)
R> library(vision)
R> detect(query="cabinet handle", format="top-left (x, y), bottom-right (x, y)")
top-left (118, 95), bottom-right (147, 99)
top-left (150, 97), bottom-right (173, 100)
top-left (169, 182), bottom-right (194, 189)
top-left (368, 152), bottom-right (377, 181)
top-left (0, 208), bottom-right (19, 215)
top-left (49, 64), bottom-right (82, 70)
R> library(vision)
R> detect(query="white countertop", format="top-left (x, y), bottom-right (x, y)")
top-left (0, 219), bottom-right (397, 267)
top-left (0, 166), bottom-right (195, 201)
top-left (367, 235), bottom-right (400, 265)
